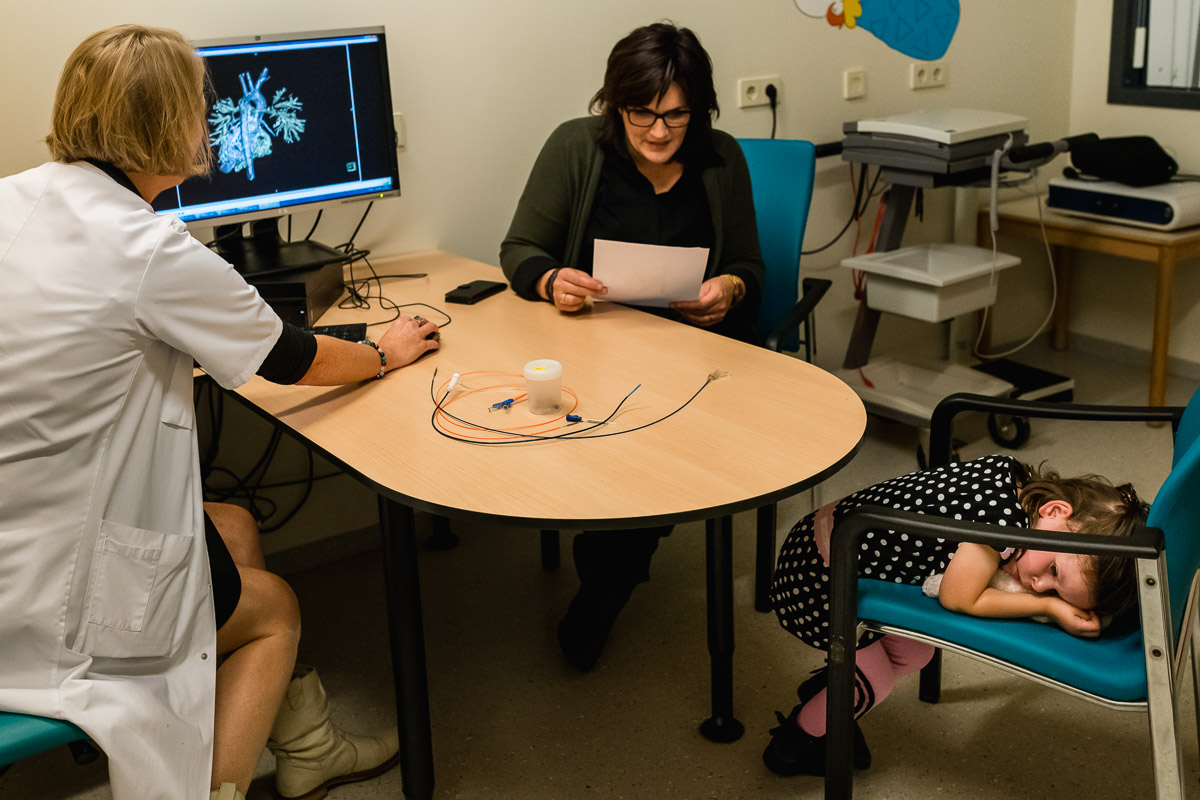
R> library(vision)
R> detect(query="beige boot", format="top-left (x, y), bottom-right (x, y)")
top-left (267, 665), bottom-right (400, 800)
top-left (210, 784), bottom-right (245, 800)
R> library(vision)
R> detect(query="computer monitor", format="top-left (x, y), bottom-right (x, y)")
top-left (152, 26), bottom-right (400, 277)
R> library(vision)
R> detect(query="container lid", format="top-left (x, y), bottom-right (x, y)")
top-left (840, 243), bottom-right (1019, 287)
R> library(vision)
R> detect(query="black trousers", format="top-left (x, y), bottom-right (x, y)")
top-left (204, 511), bottom-right (242, 629)
top-left (572, 525), bottom-right (673, 586)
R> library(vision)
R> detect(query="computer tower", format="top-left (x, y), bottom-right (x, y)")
top-left (244, 261), bottom-right (345, 328)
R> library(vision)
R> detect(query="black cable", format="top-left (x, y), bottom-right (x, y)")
top-left (338, 202), bottom-right (373, 253)
top-left (257, 448), bottom-right (315, 533)
top-left (202, 225), bottom-right (245, 249)
top-left (801, 164), bottom-right (880, 256)
top-left (428, 375), bottom-right (633, 443)
top-left (766, 83), bottom-right (778, 139)
top-left (335, 253), bottom-right (453, 330)
top-left (302, 210), bottom-right (323, 241)
top-left (427, 369), bottom-right (719, 445)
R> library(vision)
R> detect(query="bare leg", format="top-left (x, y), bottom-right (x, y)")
top-left (206, 503), bottom-right (301, 794)
top-left (204, 501), bottom-right (266, 570)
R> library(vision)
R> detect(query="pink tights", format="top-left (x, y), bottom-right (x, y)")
top-left (798, 634), bottom-right (935, 737)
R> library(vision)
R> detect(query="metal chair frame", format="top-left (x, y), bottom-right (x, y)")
top-left (821, 391), bottom-right (1196, 799)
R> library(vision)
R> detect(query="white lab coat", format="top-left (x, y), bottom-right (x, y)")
top-left (0, 161), bottom-right (282, 799)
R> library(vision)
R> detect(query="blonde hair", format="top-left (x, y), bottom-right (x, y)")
top-left (46, 24), bottom-right (211, 177)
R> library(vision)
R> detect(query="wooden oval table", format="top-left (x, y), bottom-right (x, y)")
top-left (230, 250), bottom-right (867, 799)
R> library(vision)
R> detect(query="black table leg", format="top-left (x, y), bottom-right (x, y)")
top-left (700, 515), bottom-right (744, 742)
top-left (378, 498), bottom-right (434, 800)
top-left (540, 529), bottom-right (561, 569)
top-left (754, 504), bottom-right (776, 612)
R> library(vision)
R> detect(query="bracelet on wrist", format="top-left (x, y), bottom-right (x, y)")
top-left (543, 267), bottom-right (562, 303)
top-left (359, 339), bottom-right (387, 379)
top-left (722, 274), bottom-right (746, 306)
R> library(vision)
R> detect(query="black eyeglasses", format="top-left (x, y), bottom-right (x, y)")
top-left (624, 108), bottom-right (691, 128)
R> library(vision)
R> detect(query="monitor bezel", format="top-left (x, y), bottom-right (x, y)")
top-left (175, 25), bottom-right (401, 231)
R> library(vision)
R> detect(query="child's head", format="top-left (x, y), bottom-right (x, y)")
top-left (1017, 464), bottom-right (1150, 620)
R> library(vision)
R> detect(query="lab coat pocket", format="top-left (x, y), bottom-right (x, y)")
top-left (79, 520), bottom-right (194, 658)
top-left (160, 356), bottom-right (195, 430)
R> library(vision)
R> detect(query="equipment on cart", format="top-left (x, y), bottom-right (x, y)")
top-left (830, 109), bottom-right (1094, 463)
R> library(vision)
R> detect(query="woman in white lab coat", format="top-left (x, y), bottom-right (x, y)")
top-left (0, 25), bottom-right (439, 800)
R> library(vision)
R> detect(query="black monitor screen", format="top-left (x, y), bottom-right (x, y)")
top-left (154, 27), bottom-right (399, 225)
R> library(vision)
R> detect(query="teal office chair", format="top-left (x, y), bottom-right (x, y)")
top-left (823, 390), bottom-right (1200, 799)
top-left (0, 711), bottom-right (95, 777)
top-left (532, 139), bottom-right (832, 591)
top-left (738, 138), bottom-right (831, 611)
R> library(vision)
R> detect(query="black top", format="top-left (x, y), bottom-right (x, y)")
top-left (576, 145), bottom-right (714, 273)
top-left (257, 322), bottom-right (316, 385)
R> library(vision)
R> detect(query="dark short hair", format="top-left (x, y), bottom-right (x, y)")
top-left (589, 22), bottom-right (719, 163)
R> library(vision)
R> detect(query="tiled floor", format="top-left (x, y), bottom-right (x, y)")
top-left (5, 343), bottom-right (1198, 799)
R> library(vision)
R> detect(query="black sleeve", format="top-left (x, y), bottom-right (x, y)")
top-left (511, 255), bottom-right (558, 301)
top-left (256, 321), bottom-right (317, 385)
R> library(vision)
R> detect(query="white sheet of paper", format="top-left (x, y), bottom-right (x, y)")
top-left (591, 239), bottom-right (709, 307)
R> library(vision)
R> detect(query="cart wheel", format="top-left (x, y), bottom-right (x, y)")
top-left (987, 414), bottom-right (1031, 448)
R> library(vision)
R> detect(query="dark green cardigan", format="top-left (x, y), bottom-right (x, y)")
top-left (499, 116), bottom-right (764, 324)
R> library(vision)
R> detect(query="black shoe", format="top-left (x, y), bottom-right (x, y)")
top-left (762, 704), bottom-right (871, 777)
top-left (556, 581), bottom-right (636, 671)
top-left (798, 666), bottom-right (872, 768)
top-left (762, 704), bottom-right (828, 776)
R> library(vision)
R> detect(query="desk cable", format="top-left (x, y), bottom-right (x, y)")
top-left (196, 378), bottom-right (342, 533)
top-left (428, 368), bottom-right (726, 445)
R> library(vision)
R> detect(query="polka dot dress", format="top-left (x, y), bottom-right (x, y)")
top-left (771, 455), bottom-right (1028, 651)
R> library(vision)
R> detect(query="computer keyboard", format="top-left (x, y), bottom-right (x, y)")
top-left (305, 323), bottom-right (368, 342)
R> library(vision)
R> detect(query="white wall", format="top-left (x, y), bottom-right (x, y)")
top-left (2, 0), bottom-right (1079, 370)
top-left (0, 1), bottom-right (1081, 545)
top-left (1068, 1), bottom-right (1200, 367)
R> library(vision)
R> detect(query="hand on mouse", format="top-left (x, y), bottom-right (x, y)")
top-left (379, 314), bottom-right (440, 369)
top-left (411, 315), bottom-right (440, 342)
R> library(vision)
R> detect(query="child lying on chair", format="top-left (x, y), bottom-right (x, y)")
top-left (761, 455), bottom-right (1148, 778)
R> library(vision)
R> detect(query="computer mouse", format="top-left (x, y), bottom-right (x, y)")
top-left (412, 315), bottom-right (441, 342)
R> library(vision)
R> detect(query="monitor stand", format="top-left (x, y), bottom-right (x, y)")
top-left (215, 219), bottom-right (350, 278)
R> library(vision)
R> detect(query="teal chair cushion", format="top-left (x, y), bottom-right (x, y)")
top-left (0, 711), bottom-right (87, 767)
top-left (858, 579), bottom-right (1147, 702)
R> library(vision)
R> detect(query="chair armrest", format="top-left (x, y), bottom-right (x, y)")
top-left (763, 277), bottom-right (832, 353)
top-left (823, 505), bottom-right (1164, 775)
top-left (929, 392), bottom-right (1184, 466)
top-left (830, 504), bottom-right (1164, 562)
top-left (826, 504), bottom-right (1163, 677)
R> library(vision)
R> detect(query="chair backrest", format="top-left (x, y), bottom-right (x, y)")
top-left (1153, 398), bottom-right (1200, 638)
top-left (736, 138), bottom-right (816, 351)
top-left (1172, 386), bottom-right (1200, 466)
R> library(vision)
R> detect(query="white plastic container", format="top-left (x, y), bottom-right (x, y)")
top-left (523, 359), bottom-right (563, 415)
top-left (842, 243), bottom-right (1019, 323)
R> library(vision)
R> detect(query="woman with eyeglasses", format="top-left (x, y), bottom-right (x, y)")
top-left (499, 21), bottom-right (764, 672)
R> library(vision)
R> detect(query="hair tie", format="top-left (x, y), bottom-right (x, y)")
top-left (1118, 484), bottom-right (1140, 508)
